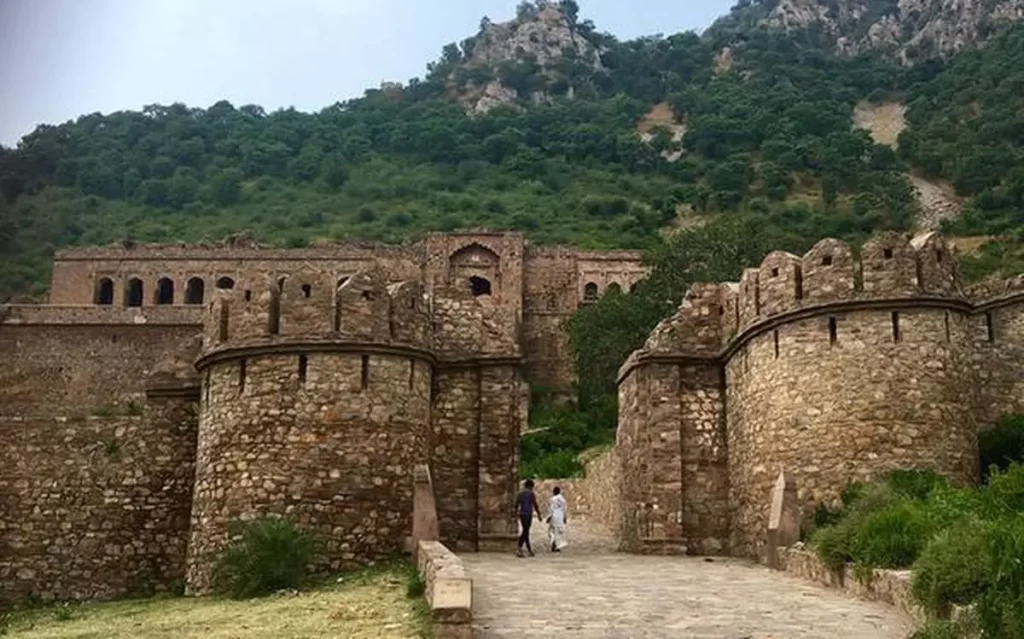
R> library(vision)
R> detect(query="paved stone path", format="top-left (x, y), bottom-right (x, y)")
top-left (463, 519), bottom-right (914, 639)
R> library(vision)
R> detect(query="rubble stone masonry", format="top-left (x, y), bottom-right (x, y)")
top-left (615, 231), bottom-right (1020, 560)
top-left (4, 231), bottom-right (599, 602)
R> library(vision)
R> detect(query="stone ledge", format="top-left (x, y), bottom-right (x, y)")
top-left (416, 540), bottom-right (473, 639)
top-left (779, 547), bottom-right (925, 624)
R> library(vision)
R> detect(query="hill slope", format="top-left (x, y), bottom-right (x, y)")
top-left (2, 0), bottom-right (1024, 298)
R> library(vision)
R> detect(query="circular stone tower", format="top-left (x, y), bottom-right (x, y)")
top-left (725, 232), bottom-right (979, 555)
top-left (185, 269), bottom-right (433, 592)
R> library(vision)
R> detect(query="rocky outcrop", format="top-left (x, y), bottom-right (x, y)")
top-left (755, 0), bottom-right (1024, 60)
top-left (455, 1), bottom-right (603, 114)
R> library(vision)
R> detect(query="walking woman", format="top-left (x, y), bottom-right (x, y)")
top-left (548, 486), bottom-right (568, 552)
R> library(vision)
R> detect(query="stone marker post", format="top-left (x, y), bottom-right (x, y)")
top-left (410, 464), bottom-right (440, 560)
top-left (765, 470), bottom-right (800, 569)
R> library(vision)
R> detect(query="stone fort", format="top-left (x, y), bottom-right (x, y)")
top-left (2, 229), bottom-right (1022, 605)
top-left (0, 230), bottom-right (644, 602)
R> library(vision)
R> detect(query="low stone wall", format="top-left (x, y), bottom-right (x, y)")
top-left (416, 540), bottom-right (473, 639)
top-left (780, 547), bottom-right (925, 624)
top-left (534, 449), bottom-right (619, 532)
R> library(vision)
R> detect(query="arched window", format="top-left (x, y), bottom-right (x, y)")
top-left (583, 282), bottom-right (598, 301)
top-left (155, 278), bottom-right (175, 305)
top-left (125, 278), bottom-right (144, 307)
top-left (606, 282), bottom-right (622, 295)
top-left (185, 277), bottom-right (205, 305)
top-left (216, 276), bottom-right (235, 290)
top-left (94, 278), bottom-right (114, 305)
top-left (469, 276), bottom-right (492, 297)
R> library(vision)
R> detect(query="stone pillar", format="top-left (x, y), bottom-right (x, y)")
top-left (476, 364), bottom-right (523, 551)
top-left (429, 369), bottom-right (481, 552)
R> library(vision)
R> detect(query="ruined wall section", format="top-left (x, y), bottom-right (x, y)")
top-left (616, 232), bottom-right (998, 560)
top-left (576, 250), bottom-right (647, 300)
top-left (423, 231), bottom-right (524, 309)
top-left (522, 247), bottom-right (579, 391)
top-left (615, 284), bottom-right (730, 554)
top-left (0, 396), bottom-right (197, 605)
top-left (534, 449), bottom-right (620, 533)
top-left (519, 247), bottom-right (646, 392)
top-left (0, 307), bottom-right (199, 417)
top-left (186, 272), bottom-right (433, 592)
top-left (50, 242), bottom-right (423, 306)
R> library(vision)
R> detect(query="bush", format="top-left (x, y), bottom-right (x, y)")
top-left (924, 484), bottom-right (985, 529)
top-left (850, 499), bottom-right (935, 570)
top-left (980, 415), bottom-right (1024, 482)
top-left (811, 483), bottom-right (898, 570)
top-left (981, 463), bottom-right (1024, 517)
top-left (212, 516), bottom-right (321, 599)
top-left (975, 514), bottom-right (1024, 639)
top-left (812, 520), bottom-right (856, 570)
top-left (520, 449), bottom-right (583, 480)
top-left (912, 519), bottom-right (994, 616)
top-left (910, 615), bottom-right (980, 639)
top-left (888, 469), bottom-right (949, 501)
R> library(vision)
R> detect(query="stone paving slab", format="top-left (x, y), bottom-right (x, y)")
top-left (463, 521), bottom-right (914, 639)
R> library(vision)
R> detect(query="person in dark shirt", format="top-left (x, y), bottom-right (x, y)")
top-left (515, 479), bottom-right (542, 557)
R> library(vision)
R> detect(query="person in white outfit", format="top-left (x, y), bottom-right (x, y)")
top-left (548, 486), bottom-right (568, 552)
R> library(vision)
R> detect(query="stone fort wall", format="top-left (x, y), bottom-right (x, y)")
top-left (0, 230), bottom-right (567, 602)
top-left (0, 307), bottom-right (201, 605)
top-left (47, 232), bottom-right (645, 392)
top-left (614, 231), bottom-right (1024, 559)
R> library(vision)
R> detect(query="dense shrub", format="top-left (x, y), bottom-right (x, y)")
top-left (850, 500), bottom-right (935, 570)
top-left (814, 461), bottom-right (1024, 637)
top-left (212, 516), bottom-right (321, 599)
top-left (975, 515), bottom-right (1024, 639)
top-left (910, 615), bottom-right (981, 639)
top-left (810, 483), bottom-right (899, 570)
top-left (912, 520), bottom-right (995, 616)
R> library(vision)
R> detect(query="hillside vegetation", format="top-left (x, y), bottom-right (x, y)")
top-left (0, 0), bottom-right (966, 299)
top-left (5, 0), bottom-right (1024, 473)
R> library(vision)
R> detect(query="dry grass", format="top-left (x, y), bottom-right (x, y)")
top-left (947, 235), bottom-right (996, 255)
top-left (3, 564), bottom-right (431, 639)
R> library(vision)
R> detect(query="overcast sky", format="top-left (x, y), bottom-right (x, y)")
top-left (0, 0), bottom-right (736, 146)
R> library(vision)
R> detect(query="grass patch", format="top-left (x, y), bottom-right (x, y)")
top-left (2, 561), bottom-right (432, 639)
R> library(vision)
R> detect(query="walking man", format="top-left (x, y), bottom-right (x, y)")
top-left (548, 486), bottom-right (568, 552)
top-left (516, 479), bottom-right (542, 557)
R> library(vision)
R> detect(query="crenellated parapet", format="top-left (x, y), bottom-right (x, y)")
top-left (737, 231), bottom-right (965, 331)
top-left (198, 269), bottom-right (434, 364)
top-left (618, 231), bottom-right (974, 381)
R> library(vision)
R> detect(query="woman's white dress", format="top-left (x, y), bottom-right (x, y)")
top-left (548, 494), bottom-right (568, 550)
